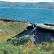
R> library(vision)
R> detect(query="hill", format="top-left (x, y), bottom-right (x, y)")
top-left (0, 1), bottom-right (54, 9)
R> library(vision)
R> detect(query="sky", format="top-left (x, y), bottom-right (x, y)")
top-left (1, 0), bottom-right (53, 2)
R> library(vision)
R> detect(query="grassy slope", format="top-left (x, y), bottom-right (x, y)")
top-left (0, 20), bottom-right (54, 54)
top-left (0, 20), bottom-right (27, 40)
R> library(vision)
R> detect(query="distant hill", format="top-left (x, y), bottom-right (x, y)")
top-left (0, 1), bottom-right (54, 9)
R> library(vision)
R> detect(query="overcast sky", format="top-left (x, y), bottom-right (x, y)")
top-left (1, 0), bottom-right (53, 2)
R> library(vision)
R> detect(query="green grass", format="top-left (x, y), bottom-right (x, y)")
top-left (0, 41), bottom-right (54, 54)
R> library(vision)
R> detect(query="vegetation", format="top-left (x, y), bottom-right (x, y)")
top-left (0, 20), bottom-right (27, 40)
top-left (0, 20), bottom-right (54, 54)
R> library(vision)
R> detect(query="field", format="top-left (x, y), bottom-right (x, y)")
top-left (0, 20), bottom-right (54, 54)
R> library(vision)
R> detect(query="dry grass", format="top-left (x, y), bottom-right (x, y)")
top-left (0, 20), bottom-right (27, 40)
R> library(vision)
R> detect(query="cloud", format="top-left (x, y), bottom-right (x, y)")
top-left (1, 0), bottom-right (53, 2)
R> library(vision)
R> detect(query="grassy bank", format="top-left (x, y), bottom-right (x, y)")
top-left (0, 20), bottom-right (54, 54)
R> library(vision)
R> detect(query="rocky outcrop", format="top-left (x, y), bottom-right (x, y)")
top-left (7, 24), bottom-right (54, 45)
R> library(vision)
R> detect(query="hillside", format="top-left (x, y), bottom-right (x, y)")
top-left (0, 20), bottom-right (27, 40)
top-left (0, 19), bottom-right (54, 54)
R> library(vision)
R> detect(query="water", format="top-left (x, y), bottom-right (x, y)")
top-left (0, 7), bottom-right (54, 23)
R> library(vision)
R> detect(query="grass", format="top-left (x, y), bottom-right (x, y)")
top-left (0, 20), bottom-right (54, 54)
top-left (0, 20), bottom-right (27, 40)
top-left (0, 41), bottom-right (54, 54)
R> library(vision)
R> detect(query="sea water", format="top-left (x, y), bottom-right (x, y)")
top-left (0, 7), bottom-right (54, 23)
